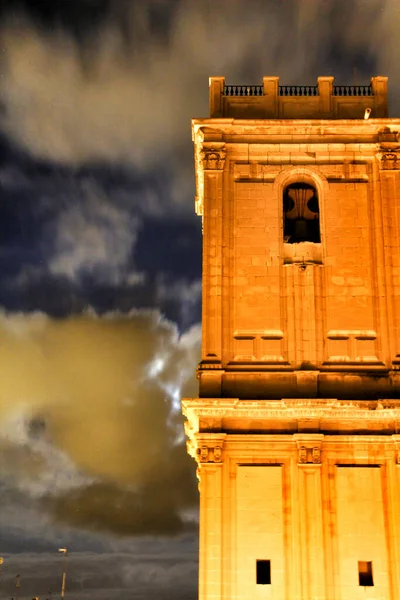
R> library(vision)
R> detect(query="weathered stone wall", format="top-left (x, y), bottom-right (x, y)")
top-left (196, 120), bottom-right (400, 399)
top-left (186, 99), bottom-right (400, 600)
top-left (183, 398), bottom-right (400, 600)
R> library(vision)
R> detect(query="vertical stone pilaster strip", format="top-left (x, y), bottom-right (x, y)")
top-left (298, 466), bottom-right (326, 599)
top-left (222, 159), bottom-right (233, 364)
top-left (322, 459), bottom-right (337, 600)
top-left (381, 460), bottom-right (400, 600)
top-left (295, 435), bottom-right (325, 599)
top-left (369, 161), bottom-right (389, 366)
top-left (314, 264), bottom-right (325, 366)
top-left (304, 266), bottom-right (318, 365)
top-left (293, 266), bottom-right (303, 365)
top-left (225, 457), bottom-right (236, 600)
top-left (380, 169), bottom-right (400, 363)
top-left (289, 265), bottom-right (318, 367)
top-left (285, 266), bottom-right (297, 365)
top-left (291, 450), bottom-right (303, 599)
top-left (203, 170), bottom-right (224, 361)
top-left (198, 464), bottom-right (223, 600)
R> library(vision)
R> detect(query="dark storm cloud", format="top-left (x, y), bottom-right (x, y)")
top-left (0, 311), bottom-right (200, 537)
top-left (0, 145), bottom-right (202, 323)
top-left (0, 2), bottom-right (396, 595)
top-left (0, 0), bottom-right (396, 317)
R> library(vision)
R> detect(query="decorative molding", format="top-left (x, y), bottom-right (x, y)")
top-left (198, 360), bottom-right (223, 370)
top-left (184, 431), bottom-right (227, 468)
top-left (295, 437), bottom-right (323, 465)
top-left (376, 131), bottom-right (400, 169)
top-left (298, 445), bottom-right (308, 464)
top-left (377, 150), bottom-right (400, 170)
top-left (196, 443), bottom-right (223, 463)
top-left (312, 446), bottom-right (322, 464)
top-left (193, 140), bottom-right (226, 228)
top-left (233, 329), bottom-right (285, 363)
top-left (325, 329), bottom-right (381, 364)
top-left (201, 143), bottom-right (226, 171)
top-left (182, 398), bottom-right (400, 439)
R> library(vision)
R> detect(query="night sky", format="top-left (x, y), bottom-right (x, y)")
top-left (0, 1), bottom-right (399, 598)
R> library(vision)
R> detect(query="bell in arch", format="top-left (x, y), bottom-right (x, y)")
top-left (283, 183), bottom-right (320, 243)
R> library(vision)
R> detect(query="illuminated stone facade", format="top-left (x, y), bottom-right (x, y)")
top-left (182, 76), bottom-right (400, 599)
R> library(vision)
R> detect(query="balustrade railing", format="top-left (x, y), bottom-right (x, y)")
top-left (278, 86), bottom-right (318, 96)
top-left (223, 84), bottom-right (374, 97)
top-left (333, 85), bottom-right (372, 96)
top-left (224, 85), bottom-right (263, 96)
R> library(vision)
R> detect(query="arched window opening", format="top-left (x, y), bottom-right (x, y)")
top-left (283, 183), bottom-right (320, 244)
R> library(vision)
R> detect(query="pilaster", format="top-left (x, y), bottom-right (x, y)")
top-left (294, 434), bottom-right (326, 599)
top-left (188, 434), bottom-right (226, 600)
top-left (201, 143), bottom-right (226, 371)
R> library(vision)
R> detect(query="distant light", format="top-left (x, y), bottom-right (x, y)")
top-left (58, 548), bottom-right (67, 554)
top-left (364, 108), bottom-right (371, 120)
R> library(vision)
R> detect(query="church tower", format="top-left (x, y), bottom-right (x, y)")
top-left (182, 76), bottom-right (400, 600)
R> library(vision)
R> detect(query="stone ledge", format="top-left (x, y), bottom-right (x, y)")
top-left (182, 397), bottom-right (400, 438)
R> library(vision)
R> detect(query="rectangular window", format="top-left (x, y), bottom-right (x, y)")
top-left (256, 560), bottom-right (271, 585)
top-left (358, 561), bottom-right (374, 586)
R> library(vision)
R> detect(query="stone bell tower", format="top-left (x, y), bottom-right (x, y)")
top-left (182, 76), bottom-right (400, 600)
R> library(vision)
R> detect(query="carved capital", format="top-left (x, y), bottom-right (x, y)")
top-left (196, 443), bottom-right (223, 463)
top-left (298, 445), bottom-right (307, 464)
top-left (295, 435), bottom-right (323, 465)
top-left (312, 446), bottom-right (321, 464)
top-left (182, 402), bottom-right (227, 468)
top-left (200, 143), bottom-right (226, 171)
top-left (377, 148), bottom-right (400, 170)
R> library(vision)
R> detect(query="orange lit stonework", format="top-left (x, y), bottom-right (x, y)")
top-left (182, 76), bottom-right (400, 599)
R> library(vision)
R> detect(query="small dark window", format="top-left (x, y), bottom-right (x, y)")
top-left (283, 183), bottom-right (320, 243)
top-left (256, 560), bottom-right (271, 585)
top-left (358, 561), bottom-right (374, 586)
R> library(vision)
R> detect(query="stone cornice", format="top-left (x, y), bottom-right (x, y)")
top-left (192, 120), bottom-right (400, 215)
top-left (182, 398), bottom-right (400, 437)
top-left (192, 118), bottom-right (400, 140)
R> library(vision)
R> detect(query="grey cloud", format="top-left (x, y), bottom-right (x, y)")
top-left (156, 277), bottom-right (202, 332)
top-left (47, 181), bottom-right (142, 285)
top-left (1, 0), bottom-right (397, 179)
